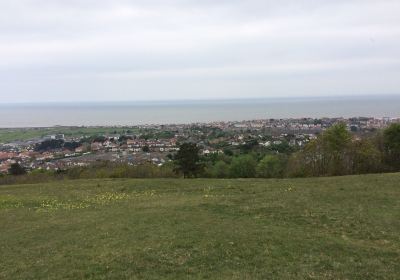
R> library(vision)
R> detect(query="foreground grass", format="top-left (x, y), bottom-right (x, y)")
top-left (1, 174), bottom-right (399, 279)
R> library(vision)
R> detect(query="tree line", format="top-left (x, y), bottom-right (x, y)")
top-left (174, 123), bottom-right (400, 178)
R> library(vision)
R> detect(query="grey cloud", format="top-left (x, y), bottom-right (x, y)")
top-left (0, 0), bottom-right (399, 102)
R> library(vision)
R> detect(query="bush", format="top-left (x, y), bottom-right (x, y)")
top-left (257, 154), bottom-right (286, 178)
top-left (229, 155), bottom-right (257, 178)
top-left (210, 161), bottom-right (230, 178)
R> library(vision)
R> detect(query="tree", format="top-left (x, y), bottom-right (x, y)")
top-left (240, 139), bottom-right (258, 153)
top-left (229, 155), bottom-right (257, 178)
top-left (8, 163), bottom-right (26, 176)
top-left (350, 139), bottom-right (382, 174)
top-left (174, 143), bottom-right (203, 178)
top-left (64, 141), bottom-right (80, 151)
top-left (142, 145), bottom-right (150, 153)
top-left (211, 161), bottom-right (230, 178)
top-left (287, 123), bottom-right (353, 177)
top-left (223, 148), bottom-right (233, 156)
top-left (320, 123), bottom-right (352, 175)
top-left (35, 139), bottom-right (64, 151)
top-left (322, 123), bottom-right (352, 153)
top-left (257, 154), bottom-right (286, 178)
top-left (383, 123), bottom-right (400, 170)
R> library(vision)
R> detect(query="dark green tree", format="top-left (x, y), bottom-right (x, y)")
top-left (383, 123), bottom-right (400, 170)
top-left (64, 141), bottom-right (80, 151)
top-left (229, 155), bottom-right (257, 178)
top-left (223, 148), bottom-right (234, 156)
top-left (35, 139), bottom-right (64, 151)
top-left (142, 145), bottom-right (150, 153)
top-left (240, 139), bottom-right (258, 153)
top-left (174, 143), bottom-right (203, 178)
top-left (8, 163), bottom-right (26, 176)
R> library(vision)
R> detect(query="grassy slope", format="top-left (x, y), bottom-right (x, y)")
top-left (1, 174), bottom-right (399, 279)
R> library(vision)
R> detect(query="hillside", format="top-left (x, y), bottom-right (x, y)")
top-left (1, 174), bottom-right (399, 279)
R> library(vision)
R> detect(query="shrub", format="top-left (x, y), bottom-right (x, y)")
top-left (229, 155), bottom-right (257, 178)
top-left (257, 154), bottom-right (286, 178)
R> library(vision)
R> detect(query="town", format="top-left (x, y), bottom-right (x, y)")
top-left (0, 116), bottom-right (398, 174)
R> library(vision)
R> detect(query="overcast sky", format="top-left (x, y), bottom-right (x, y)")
top-left (1, 0), bottom-right (399, 103)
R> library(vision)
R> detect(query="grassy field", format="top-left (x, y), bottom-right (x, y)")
top-left (1, 174), bottom-right (399, 279)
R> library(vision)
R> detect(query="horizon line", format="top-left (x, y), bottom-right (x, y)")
top-left (1, 93), bottom-right (400, 106)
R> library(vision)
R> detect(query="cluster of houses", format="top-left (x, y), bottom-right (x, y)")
top-left (87, 138), bottom-right (179, 153)
top-left (1, 117), bottom-right (398, 174)
top-left (0, 136), bottom-right (181, 173)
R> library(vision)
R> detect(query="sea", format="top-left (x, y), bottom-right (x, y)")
top-left (0, 95), bottom-right (399, 128)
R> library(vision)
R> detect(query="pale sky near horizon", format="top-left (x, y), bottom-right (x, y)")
top-left (0, 0), bottom-right (399, 103)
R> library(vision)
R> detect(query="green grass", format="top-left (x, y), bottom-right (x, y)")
top-left (1, 174), bottom-right (399, 279)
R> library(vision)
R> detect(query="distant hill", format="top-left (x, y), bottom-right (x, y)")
top-left (1, 174), bottom-right (399, 279)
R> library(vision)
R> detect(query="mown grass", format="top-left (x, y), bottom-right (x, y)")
top-left (1, 174), bottom-right (399, 279)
